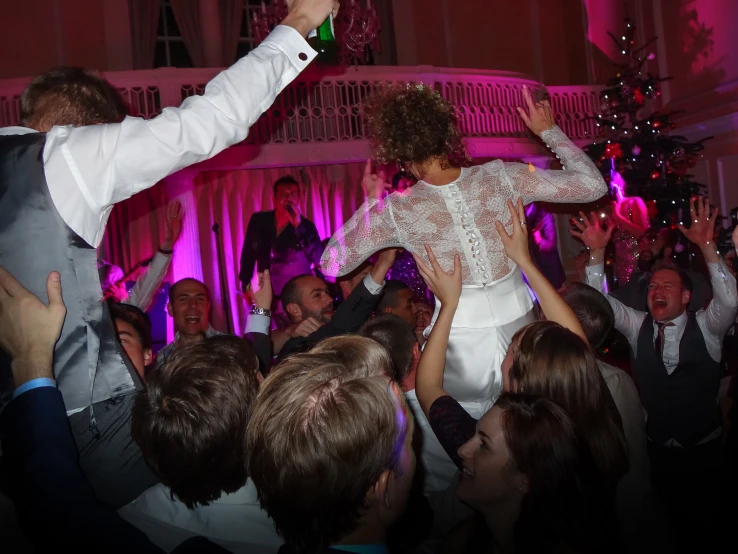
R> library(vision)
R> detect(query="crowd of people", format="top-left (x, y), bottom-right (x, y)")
top-left (1, 0), bottom-right (737, 553)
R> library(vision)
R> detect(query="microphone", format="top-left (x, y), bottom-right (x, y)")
top-left (286, 204), bottom-right (295, 215)
top-left (212, 223), bottom-right (220, 235)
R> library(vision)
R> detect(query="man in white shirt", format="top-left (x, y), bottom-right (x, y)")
top-left (574, 198), bottom-right (738, 552)
top-left (0, 0), bottom-right (338, 508)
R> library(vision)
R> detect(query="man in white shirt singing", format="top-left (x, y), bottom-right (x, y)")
top-left (0, 0), bottom-right (339, 509)
top-left (573, 197), bottom-right (738, 553)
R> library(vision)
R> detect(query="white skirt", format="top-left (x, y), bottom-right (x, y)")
top-left (425, 268), bottom-right (536, 417)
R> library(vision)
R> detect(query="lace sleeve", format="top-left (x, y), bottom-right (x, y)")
top-left (504, 125), bottom-right (608, 204)
top-left (320, 197), bottom-right (402, 278)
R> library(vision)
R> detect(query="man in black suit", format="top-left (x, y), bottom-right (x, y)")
top-left (239, 176), bottom-right (325, 298)
top-left (245, 248), bottom-right (399, 365)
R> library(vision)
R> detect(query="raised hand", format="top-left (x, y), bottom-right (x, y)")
top-left (517, 85), bottom-right (555, 136)
top-left (570, 211), bottom-right (614, 252)
top-left (412, 245), bottom-right (462, 307)
top-left (246, 269), bottom-right (273, 310)
top-left (0, 266), bottom-right (66, 386)
top-left (678, 197), bottom-right (719, 248)
top-left (162, 199), bottom-right (184, 251)
top-left (495, 198), bottom-right (532, 268)
top-left (361, 159), bottom-right (391, 201)
top-left (284, 0), bottom-right (340, 38)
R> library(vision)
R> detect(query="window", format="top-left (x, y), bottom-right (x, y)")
top-left (154, 0), bottom-right (193, 68)
top-left (236, 1), bottom-right (271, 60)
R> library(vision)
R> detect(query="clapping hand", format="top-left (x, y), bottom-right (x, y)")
top-left (495, 198), bottom-right (532, 268)
top-left (517, 85), bottom-right (555, 136)
top-left (678, 197), bottom-right (719, 248)
top-left (570, 211), bottom-right (614, 252)
top-left (413, 245), bottom-right (462, 308)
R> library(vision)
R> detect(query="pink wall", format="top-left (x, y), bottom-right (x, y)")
top-left (0, 2), bottom-right (59, 78)
top-left (0, 0), bottom-right (115, 79)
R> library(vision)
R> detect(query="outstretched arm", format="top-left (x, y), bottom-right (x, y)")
top-left (678, 198), bottom-right (738, 338)
top-left (498, 198), bottom-right (586, 341)
top-left (571, 211), bottom-right (645, 348)
top-left (412, 247), bottom-right (463, 418)
top-left (321, 161), bottom-right (401, 277)
top-left (505, 86), bottom-right (608, 205)
top-left (127, 200), bottom-right (183, 311)
top-left (43, 0), bottom-right (338, 247)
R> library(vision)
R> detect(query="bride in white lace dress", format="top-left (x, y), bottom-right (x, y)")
top-left (321, 84), bottom-right (607, 417)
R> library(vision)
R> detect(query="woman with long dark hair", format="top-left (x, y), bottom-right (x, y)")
top-left (414, 199), bottom-right (626, 552)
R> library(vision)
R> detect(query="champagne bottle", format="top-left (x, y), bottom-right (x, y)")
top-left (307, 15), bottom-right (338, 65)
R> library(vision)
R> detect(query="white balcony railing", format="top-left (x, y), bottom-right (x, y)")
top-left (0, 66), bottom-right (603, 165)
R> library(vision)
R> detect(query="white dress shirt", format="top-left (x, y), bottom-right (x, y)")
top-left (118, 480), bottom-right (281, 554)
top-left (0, 25), bottom-right (316, 249)
top-left (586, 259), bottom-right (738, 445)
top-left (586, 259), bottom-right (738, 373)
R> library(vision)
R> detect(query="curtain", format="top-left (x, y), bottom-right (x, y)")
top-left (220, 0), bottom-right (245, 66)
top-left (129, 0), bottom-right (162, 69)
top-left (103, 163), bottom-right (368, 336)
top-left (170, 0), bottom-right (206, 67)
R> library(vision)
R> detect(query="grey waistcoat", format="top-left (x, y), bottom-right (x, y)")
top-left (0, 133), bottom-right (141, 414)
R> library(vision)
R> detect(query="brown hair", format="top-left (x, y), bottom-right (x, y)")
top-left (508, 321), bottom-right (628, 487)
top-left (364, 83), bottom-right (470, 168)
top-left (360, 313), bottom-right (418, 384)
top-left (496, 393), bottom-right (618, 553)
top-left (246, 336), bottom-right (406, 552)
top-left (108, 300), bottom-right (153, 351)
top-left (21, 67), bottom-right (127, 130)
top-left (131, 335), bottom-right (259, 509)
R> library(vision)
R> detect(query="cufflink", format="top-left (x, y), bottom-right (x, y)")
top-left (298, 53), bottom-right (308, 61)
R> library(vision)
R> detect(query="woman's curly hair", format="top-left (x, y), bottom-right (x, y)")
top-left (364, 83), bottom-right (470, 167)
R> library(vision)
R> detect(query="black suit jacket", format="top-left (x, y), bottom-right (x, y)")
top-left (0, 387), bottom-right (227, 553)
top-left (277, 279), bottom-right (382, 362)
top-left (238, 210), bottom-right (324, 290)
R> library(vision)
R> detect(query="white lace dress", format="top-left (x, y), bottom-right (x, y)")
top-left (321, 126), bottom-right (607, 414)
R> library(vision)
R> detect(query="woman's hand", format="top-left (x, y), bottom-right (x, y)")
top-left (570, 211), bottom-right (614, 252)
top-left (495, 198), bottom-right (532, 268)
top-left (361, 159), bottom-right (391, 201)
top-left (413, 245), bottom-right (462, 308)
top-left (517, 85), bottom-right (555, 136)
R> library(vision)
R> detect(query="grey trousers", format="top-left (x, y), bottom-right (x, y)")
top-left (68, 392), bottom-right (158, 509)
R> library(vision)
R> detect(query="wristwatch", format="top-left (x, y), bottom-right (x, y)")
top-left (249, 306), bottom-right (272, 317)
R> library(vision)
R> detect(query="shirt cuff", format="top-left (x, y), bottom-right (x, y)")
top-left (263, 25), bottom-right (318, 71)
top-left (245, 313), bottom-right (271, 335)
top-left (364, 273), bottom-right (386, 295)
top-left (13, 378), bottom-right (57, 399)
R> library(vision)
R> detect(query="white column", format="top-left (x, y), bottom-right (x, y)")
top-left (163, 169), bottom-right (203, 342)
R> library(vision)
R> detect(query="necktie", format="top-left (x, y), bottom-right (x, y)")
top-left (654, 321), bottom-right (675, 366)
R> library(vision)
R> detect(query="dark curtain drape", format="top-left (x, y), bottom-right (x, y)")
top-left (129, 0), bottom-right (162, 69)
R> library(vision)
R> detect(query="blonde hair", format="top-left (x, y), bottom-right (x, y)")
top-left (246, 336), bottom-right (407, 552)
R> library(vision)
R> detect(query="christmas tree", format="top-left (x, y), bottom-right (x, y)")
top-left (584, 17), bottom-right (711, 230)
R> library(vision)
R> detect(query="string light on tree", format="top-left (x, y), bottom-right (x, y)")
top-left (584, 15), bottom-right (712, 231)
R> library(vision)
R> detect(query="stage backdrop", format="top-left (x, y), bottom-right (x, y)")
top-left (102, 162), bottom-right (368, 341)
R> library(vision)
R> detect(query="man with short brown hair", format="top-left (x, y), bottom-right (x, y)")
top-left (247, 336), bottom-right (416, 553)
top-left (122, 335), bottom-right (281, 552)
